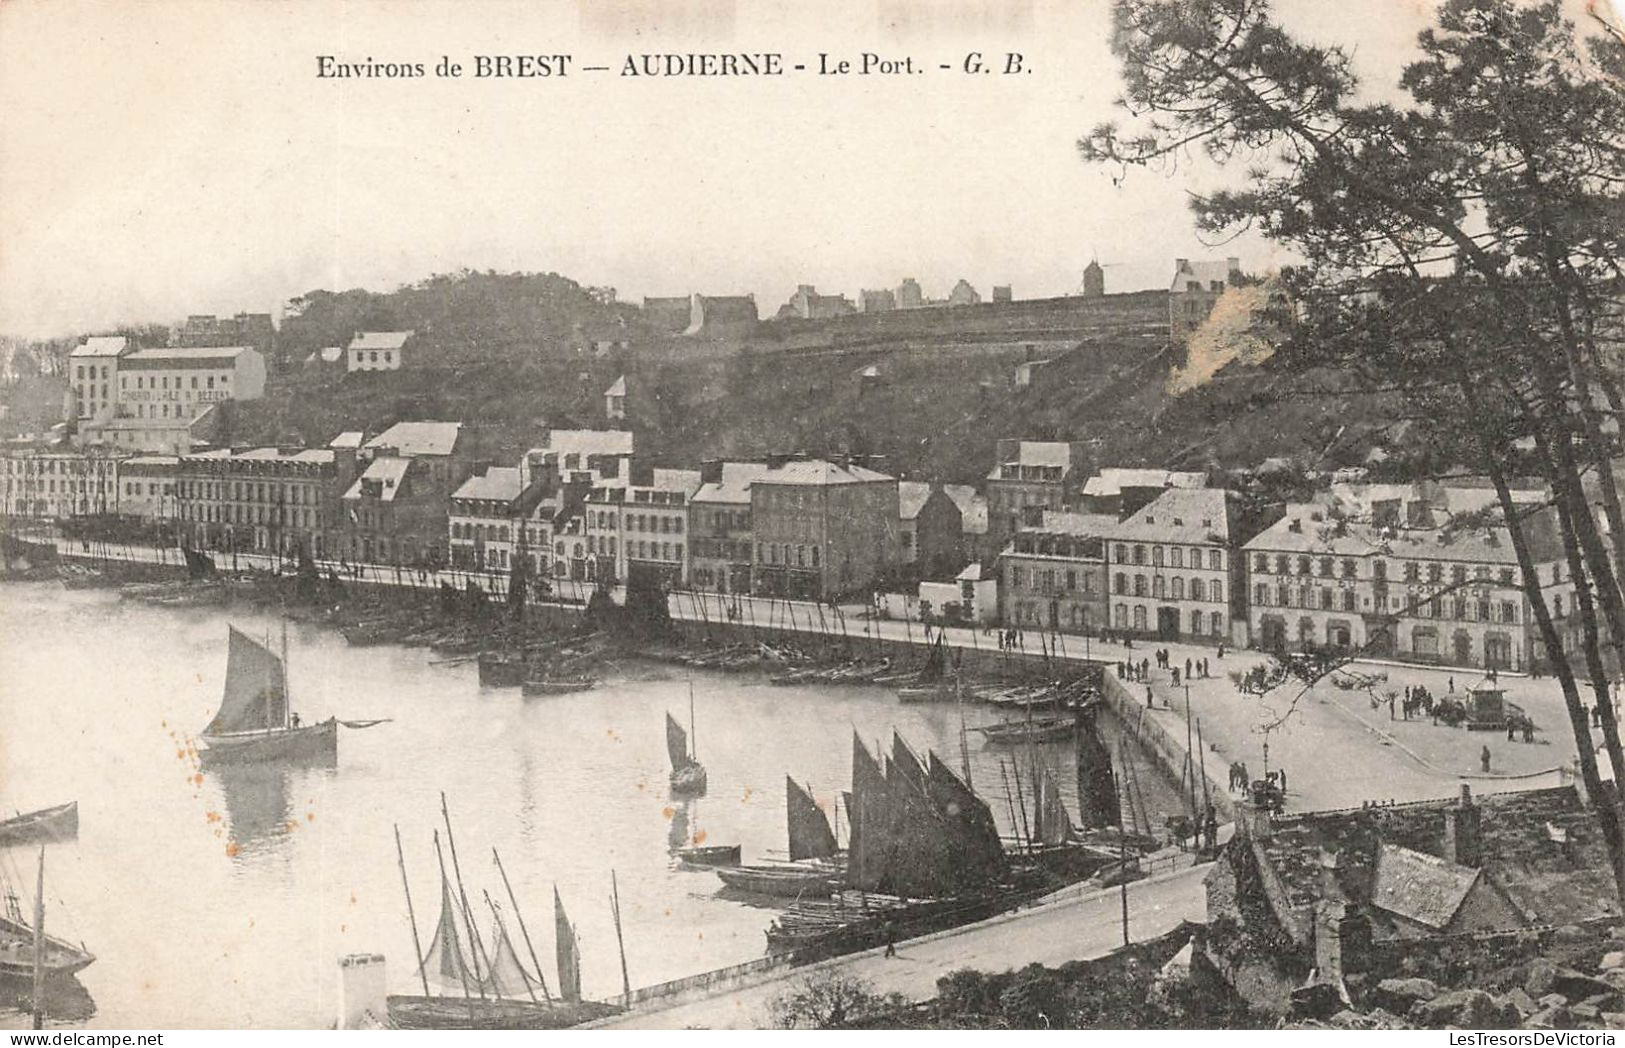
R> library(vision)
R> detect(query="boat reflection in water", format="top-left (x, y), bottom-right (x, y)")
top-left (212, 762), bottom-right (331, 860)
top-left (0, 975), bottom-right (96, 1026)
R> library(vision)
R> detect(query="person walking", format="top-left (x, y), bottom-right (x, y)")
top-left (1481, 745), bottom-right (1492, 773)
top-left (883, 919), bottom-right (897, 958)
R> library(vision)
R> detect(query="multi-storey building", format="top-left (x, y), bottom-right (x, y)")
top-left (68, 336), bottom-right (130, 421)
top-left (340, 421), bottom-right (472, 566)
top-left (999, 511), bottom-right (1113, 632)
top-left (749, 456), bottom-right (899, 600)
top-left (448, 466), bottom-right (527, 572)
top-left (118, 455), bottom-right (180, 524)
top-left (688, 461), bottom-right (770, 594)
top-left (116, 346), bottom-right (268, 420)
top-left (0, 443), bottom-right (121, 519)
top-left (584, 464), bottom-right (701, 588)
top-left (1105, 486), bottom-right (1244, 642)
top-left (175, 444), bottom-right (353, 557)
top-left (1243, 484), bottom-right (1571, 672)
top-left (984, 440), bottom-right (1085, 554)
top-left (175, 313), bottom-right (276, 364)
top-left (897, 481), bottom-right (964, 574)
top-left (1169, 257), bottom-right (1242, 341)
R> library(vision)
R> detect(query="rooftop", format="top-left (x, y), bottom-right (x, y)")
top-left (453, 466), bottom-right (524, 503)
top-left (527, 429), bottom-right (635, 460)
top-left (70, 336), bottom-right (130, 358)
top-left (1368, 843), bottom-right (1483, 931)
top-left (328, 431), bottom-right (365, 450)
top-left (343, 457), bottom-right (413, 502)
top-left (605, 375), bottom-right (627, 397)
top-left (694, 462), bottom-right (774, 505)
top-left (757, 458), bottom-right (894, 486)
top-left (1082, 468), bottom-right (1207, 498)
top-left (1108, 486), bottom-right (1236, 546)
top-left (348, 331), bottom-right (413, 351)
top-left (365, 421), bottom-right (462, 458)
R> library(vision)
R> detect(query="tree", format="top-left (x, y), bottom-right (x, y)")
top-left (1084, 0), bottom-right (1625, 899)
top-left (766, 971), bottom-right (899, 1029)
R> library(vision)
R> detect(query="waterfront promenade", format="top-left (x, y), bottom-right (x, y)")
top-left (53, 537), bottom-right (1588, 816)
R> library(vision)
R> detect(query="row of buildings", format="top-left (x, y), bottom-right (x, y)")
top-left (1, 416), bottom-right (1584, 672)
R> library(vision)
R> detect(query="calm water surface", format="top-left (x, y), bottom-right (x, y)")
top-left (0, 582), bottom-right (1180, 1028)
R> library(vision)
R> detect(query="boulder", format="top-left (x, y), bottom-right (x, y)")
top-left (1602, 951), bottom-right (1625, 971)
top-left (1581, 992), bottom-right (1624, 1014)
top-left (1373, 978), bottom-right (1439, 1014)
top-left (1526, 958), bottom-right (1559, 998)
top-left (1600, 969), bottom-right (1625, 993)
top-left (1553, 969), bottom-right (1615, 1002)
top-left (1571, 1003), bottom-right (1600, 1023)
top-left (1527, 1005), bottom-right (1572, 1029)
top-left (1502, 989), bottom-right (1537, 1018)
top-left (1603, 1013), bottom-right (1625, 1028)
top-left (1415, 989), bottom-right (1520, 1029)
top-left (1540, 994), bottom-right (1570, 1009)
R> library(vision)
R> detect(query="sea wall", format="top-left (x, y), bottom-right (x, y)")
top-left (1100, 672), bottom-right (1233, 821)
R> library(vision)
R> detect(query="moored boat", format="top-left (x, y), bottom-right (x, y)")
top-left (675, 844), bottom-right (742, 867)
top-left (0, 803), bottom-right (78, 849)
top-left (973, 718), bottom-right (1075, 744)
top-left (667, 689), bottom-right (707, 797)
top-left (714, 865), bottom-right (841, 898)
top-left (521, 674), bottom-right (597, 697)
top-left (385, 995), bottom-right (620, 1030)
top-left (478, 651), bottom-right (527, 688)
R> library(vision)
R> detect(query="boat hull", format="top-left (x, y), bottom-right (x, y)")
top-left (0, 917), bottom-right (95, 980)
top-left (521, 677), bottom-right (596, 697)
top-left (199, 719), bottom-right (338, 766)
top-left (0, 802), bottom-right (78, 848)
top-left (675, 844), bottom-right (742, 867)
top-left (478, 654), bottom-right (527, 688)
top-left (385, 995), bottom-right (620, 1030)
top-left (714, 865), bottom-right (840, 898)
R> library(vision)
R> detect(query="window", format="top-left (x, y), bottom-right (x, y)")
top-left (1212, 611), bottom-right (1224, 636)
top-left (1343, 590), bottom-right (1356, 612)
top-left (1404, 562), bottom-right (1420, 582)
top-left (1213, 581), bottom-right (1223, 603)
top-left (1172, 577), bottom-right (1184, 600)
top-left (1133, 545), bottom-right (1146, 565)
top-left (1500, 569), bottom-right (1515, 586)
top-left (1153, 576), bottom-right (1165, 598)
top-left (1255, 584), bottom-right (1269, 606)
top-left (1297, 556), bottom-right (1311, 576)
top-left (1501, 601), bottom-right (1516, 623)
top-left (1319, 557), bottom-right (1333, 577)
top-left (1171, 548), bottom-right (1183, 568)
top-left (1190, 577), bottom-right (1205, 601)
top-left (1209, 549), bottom-right (1222, 570)
top-left (1428, 563), bottom-right (1442, 583)
top-left (1341, 559), bottom-right (1357, 579)
top-left (1133, 575), bottom-right (1147, 597)
top-left (1451, 565), bottom-right (1467, 585)
top-left (1012, 566), bottom-right (1026, 589)
top-left (1114, 572), bottom-right (1126, 594)
top-left (1255, 553), bottom-right (1269, 573)
top-left (1153, 546), bottom-right (1164, 567)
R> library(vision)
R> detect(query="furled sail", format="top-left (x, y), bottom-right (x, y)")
top-left (206, 627), bottom-right (286, 735)
top-left (885, 735), bottom-right (957, 899)
top-left (554, 887), bottom-right (581, 1003)
top-left (1074, 706), bottom-right (1121, 830)
top-left (666, 712), bottom-right (690, 770)
top-left (418, 875), bottom-right (481, 990)
top-left (786, 777), bottom-right (837, 861)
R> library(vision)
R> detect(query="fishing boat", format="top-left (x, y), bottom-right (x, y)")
top-left (973, 717), bottom-right (1075, 745)
top-left (0, 849), bottom-right (94, 989)
top-left (0, 804), bottom-right (78, 850)
top-left (714, 865), bottom-right (842, 898)
top-left (386, 801), bottom-right (623, 1030)
top-left (675, 844), bottom-right (741, 867)
top-left (521, 674), bottom-right (597, 697)
top-left (198, 625), bottom-right (386, 766)
top-left (477, 652), bottom-right (528, 688)
top-left (667, 687), bottom-right (707, 797)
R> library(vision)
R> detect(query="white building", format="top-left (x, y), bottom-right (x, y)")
top-left (118, 455), bottom-right (180, 522)
top-left (347, 331), bottom-right (413, 373)
top-left (1105, 486), bottom-right (1241, 643)
top-left (68, 336), bottom-right (131, 421)
top-left (116, 346), bottom-right (267, 421)
top-left (0, 443), bottom-right (121, 519)
top-left (584, 465), bottom-right (701, 588)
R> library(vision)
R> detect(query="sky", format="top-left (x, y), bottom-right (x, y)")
top-left (0, 0), bottom-right (1570, 339)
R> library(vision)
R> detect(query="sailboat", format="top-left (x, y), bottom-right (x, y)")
top-left (387, 814), bottom-right (620, 1029)
top-left (0, 848), bottom-right (94, 987)
top-left (714, 778), bottom-right (842, 897)
top-left (667, 686), bottom-right (707, 797)
top-left (198, 625), bottom-right (385, 765)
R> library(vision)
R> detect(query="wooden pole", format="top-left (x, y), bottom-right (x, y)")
top-left (610, 870), bottom-right (632, 1007)
top-left (493, 847), bottom-right (551, 1003)
top-left (1117, 742), bottom-right (1130, 948)
top-left (31, 845), bottom-right (45, 1030)
top-left (395, 825), bottom-right (432, 997)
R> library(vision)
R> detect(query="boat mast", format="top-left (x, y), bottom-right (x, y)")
top-left (439, 793), bottom-right (491, 998)
top-left (393, 824), bottom-right (431, 997)
top-left (493, 847), bottom-right (551, 1003)
top-left (609, 870), bottom-right (631, 1007)
top-left (31, 845), bottom-right (44, 1030)
top-left (687, 681), bottom-right (697, 762)
top-left (281, 617), bottom-right (291, 729)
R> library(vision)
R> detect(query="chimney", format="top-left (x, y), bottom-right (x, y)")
top-left (764, 452), bottom-right (792, 470)
top-left (1443, 784), bottom-right (1482, 867)
top-left (1175, 258), bottom-right (1189, 273)
top-left (336, 953), bottom-right (387, 1029)
top-left (700, 458), bottom-right (724, 485)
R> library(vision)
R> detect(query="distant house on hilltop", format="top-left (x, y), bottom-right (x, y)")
top-left (347, 331), bottom-right (413, 373)
top-left (1170, 257), bottom-right (1244, 341)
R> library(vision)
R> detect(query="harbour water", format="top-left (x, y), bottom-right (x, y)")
top-left (0, 582), bottom-right (1183, 1028)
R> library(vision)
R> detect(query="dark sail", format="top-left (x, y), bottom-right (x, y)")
top-left (786, 777), bottom-right (837, 861)
top-left (554, 887), bottom-right (581, 1002)
top-left (927, 753), bottom-right (1009, 887)
top-left (205, 627), bottom-right (286, 735)
top-left (848, 735), bottom-right (887, 892)
top-left (1034, 766), bottom-right (1078, 846)
top-left (883, 748), bottom-right (955, 899)
top-left (666, 712), bottom-right (690, 770)
top-left (507, 545), bottom-right (528, 618)
top-left (1074, 706), bottom-right (1120, 829)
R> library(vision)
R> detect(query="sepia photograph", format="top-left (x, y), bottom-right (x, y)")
top-left (5, 0), bottom-right (1625, 1036)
